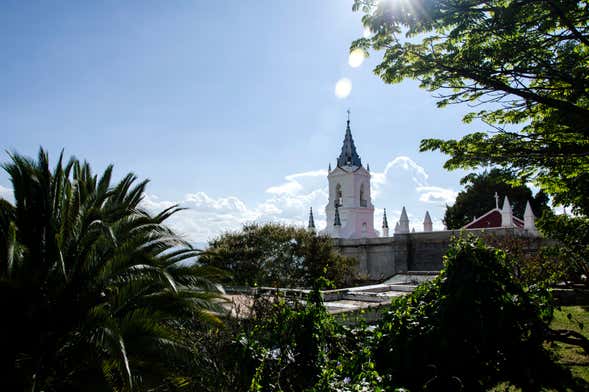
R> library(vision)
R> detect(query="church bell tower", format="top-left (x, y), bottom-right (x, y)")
top-left (324, 114), bottom-right (377, 239)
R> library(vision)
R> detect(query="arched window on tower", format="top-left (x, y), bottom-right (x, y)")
top-left (335, 183), bottom-right (343, 207)
top-left (360, 183), bottom-right (367, 207)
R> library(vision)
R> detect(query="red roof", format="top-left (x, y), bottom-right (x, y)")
top-left (462, 209), bottom-right (524, 229)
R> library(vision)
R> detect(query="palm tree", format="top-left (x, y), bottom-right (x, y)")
top-left (0, 149), bottom-right (224, 391)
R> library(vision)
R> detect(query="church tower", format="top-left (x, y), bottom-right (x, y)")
top-left (324, 114), bottom-right (377, 239)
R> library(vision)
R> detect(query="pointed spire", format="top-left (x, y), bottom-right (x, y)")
top-left (501, 196), bottom-right (514, 227)
top-left (398, 207), bottom-right (410, 233)
top-left (328, 162), bottom-right (331, 172)
top-left (334, 205), bottom-right (341, 227)
top-left (502, 196), bottom-right (513, 214)
top-left (412, 227), bottom-right (416, 233)
top-left (524, 201), bottom-right (537, 232)
top-left (367, 163), bottom-right (370, 172)
top-left (382, 208), bottom-right (389, 228)
top-left (394, 221), bottom-right (400, 234)
top-left (337, 113), bottom-right (362, 168)
top-left (308, 207), bottom-right (316, 231)
top-left (423, 211), bottom-right (433, 232)
top-left (400, 206), bottom-right (409, 221)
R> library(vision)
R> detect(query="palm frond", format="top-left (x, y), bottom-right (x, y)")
top-left (0, 148), bottom-right (223, 391)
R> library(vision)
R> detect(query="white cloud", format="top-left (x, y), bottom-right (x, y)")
top-left (184, 192), bottom-right (250, 213)
top-left (0, 185), bottom-right (13, 203)
top-left (369, 156), bottom-right (455, 232)
top-left (266, 181), bottom-right (302, 195)
top-left (141, 157), bottom-right (457, 243)
top-left (142, 193), bottom-right (260, 244)
top-left (416, 186), bottom-right (458, 205)
top-left (266, 170), bottom-right (327, 195)
top-left (371, 156), bottom-right (429, 199)
top-left (141, 170), bottom-right (330, 244)
top-left (261, 170), bottom-right (329, 225)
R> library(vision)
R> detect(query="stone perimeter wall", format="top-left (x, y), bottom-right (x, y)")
top-left (333, 228), bottom-right (541, 281)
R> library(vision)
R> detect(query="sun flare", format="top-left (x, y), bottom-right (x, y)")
top-left (348, 48), bottom-right (366, 68)
top-left (334, 78), bottom-right (352, 99)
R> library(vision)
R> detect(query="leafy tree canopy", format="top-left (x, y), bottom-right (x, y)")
top-left (352, 0), bottom-right (589, 214)
top-left (200, 223), bottom-right (356, 288)
top-left (537, 212), bottom-right (589, 284)
top-left (444, 168), bottom-right (550, 229)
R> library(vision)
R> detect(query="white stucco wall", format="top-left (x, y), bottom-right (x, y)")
top-left (324, 165), bottom-right (377, 239)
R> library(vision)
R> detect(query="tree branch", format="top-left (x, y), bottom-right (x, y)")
top-left (544, 0), bottom-right (589, 47)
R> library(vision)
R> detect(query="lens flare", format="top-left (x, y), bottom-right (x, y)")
top-left (334, 78), bottom-right (352, 99)
top-left (348, 48), bottom-right (366, 68)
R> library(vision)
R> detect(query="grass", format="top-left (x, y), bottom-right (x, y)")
top-left (549, 305), bottom-right (589, 382)
top-left (489, 306), bottom-right (589, 392)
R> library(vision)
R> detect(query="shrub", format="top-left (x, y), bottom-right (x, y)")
top-left (373, 235), bottom-right (563, 390)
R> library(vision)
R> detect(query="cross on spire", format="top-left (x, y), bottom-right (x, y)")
top-left (494, 192), bottom-right (499, 209)
top-left (347, 108), bottom-right (351, 122)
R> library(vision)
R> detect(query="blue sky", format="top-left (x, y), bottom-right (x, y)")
top-left (0, 0), bottom-right (481, 243)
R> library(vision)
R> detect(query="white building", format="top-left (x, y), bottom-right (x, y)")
top-left (311, 114), bottom-right (538, 240)
top-left (323, 117), bottom-right (378, 239)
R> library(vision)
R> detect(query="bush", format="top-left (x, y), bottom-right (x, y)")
top-left (179, 280), bottom-right (384, 392)
top-left (183, 288), bottom-right (349, 392)
top-left (372, 235), bottom-right (564, 390)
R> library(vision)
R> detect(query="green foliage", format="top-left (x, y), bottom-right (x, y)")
top-left (537, 212), bottom-right (589, 285)
top-left (372, 235), bottom-right (564, 390)
top-left (312, 324), bottom-right (386, 392)
top-left (244, 290), bottom-right (339, 391)
top-left (200, 223), bottom-right (356, 288)
top-left (352, 0), bottom-right (589, 215)
top-left (0, 149), bottom-right (223, 391)
top-left (188, 287), bottom-right (347, 392)
top-left (179, 284), bottom-right (385, 392)
top-left (173, 235), bottom-right (586, 391)
top-left (444, 169), bottom-right (549, 229)
top-left (240, 288), bottom-right (389, 392)
top-left (483, 233), bottom-right (565, 290)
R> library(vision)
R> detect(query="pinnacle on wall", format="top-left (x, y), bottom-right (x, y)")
top-left (308, 207), bottom-right (315, 231)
